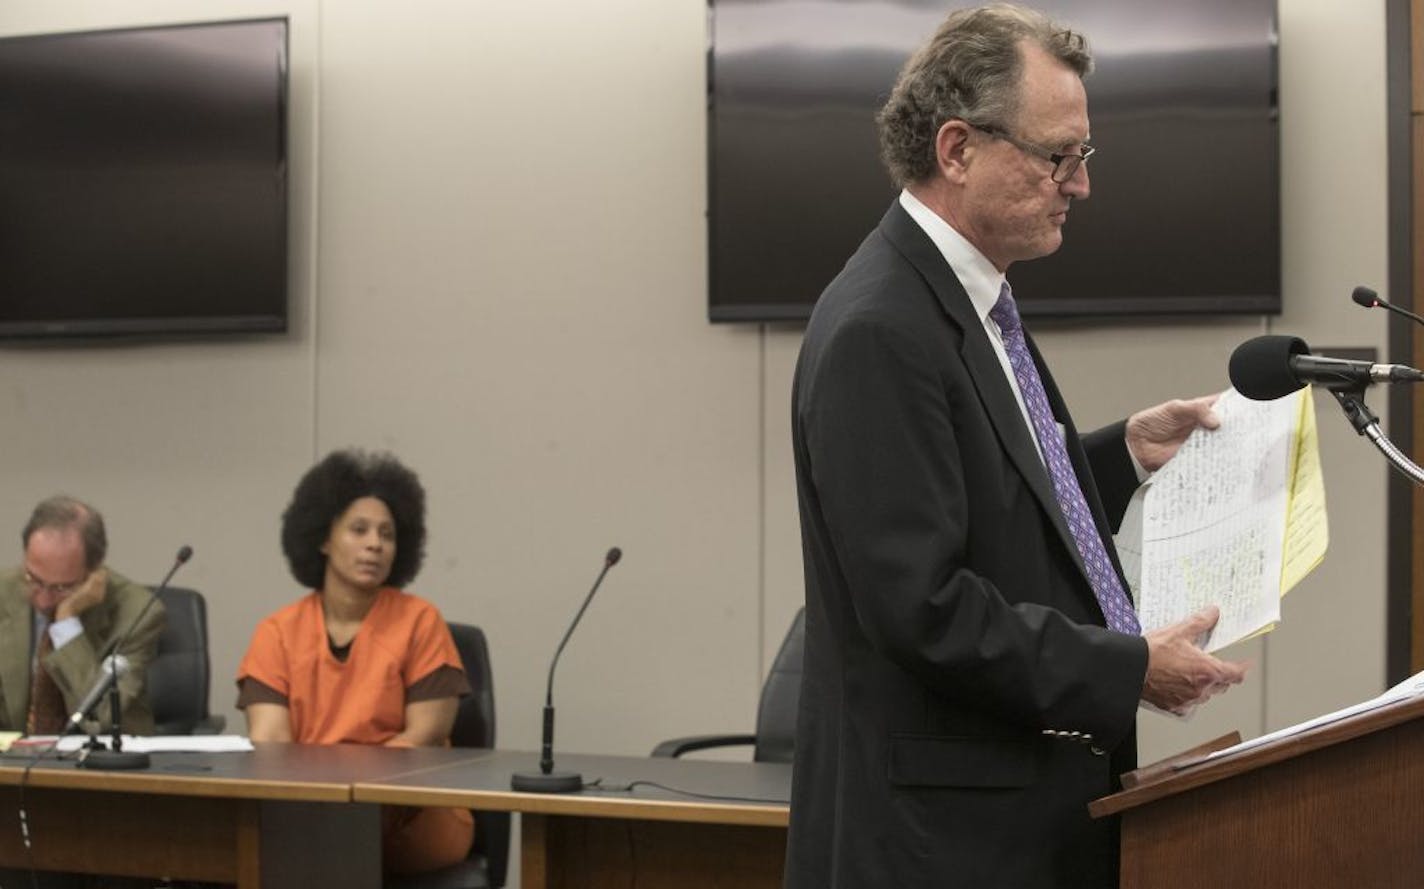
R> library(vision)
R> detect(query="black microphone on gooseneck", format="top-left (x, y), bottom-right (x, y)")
top-left (78, 544), bottom-right (193, 770)
top-left (1228, 335), bottom-right (1424, 401)
top-left (1351, 285), bottom-right (1424, 328)
top-left (97, 544), bottom-right (192, 666)
top-left (62, 655), bottom-right (131, 735)
top-left (511, 547), bottom-right (622, 793)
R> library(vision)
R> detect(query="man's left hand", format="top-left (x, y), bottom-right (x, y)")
top-left (1126, 394), bottom-right (1221, 472)
top-left (55, 566), bottom-right (108, 621)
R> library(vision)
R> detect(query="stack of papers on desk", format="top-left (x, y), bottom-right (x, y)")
top-left (53, 734), bottom-right (254, 754)
top-left (1198, 667), bottom-right (1424, 765)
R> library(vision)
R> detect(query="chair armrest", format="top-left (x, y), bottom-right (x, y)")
top-left (650, 733), bottom-right (757, 758)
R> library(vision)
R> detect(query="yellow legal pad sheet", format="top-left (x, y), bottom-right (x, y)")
top-left (1280, 390), bottom-right (1328, 593)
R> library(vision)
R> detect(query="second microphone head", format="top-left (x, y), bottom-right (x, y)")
top-left (1352, 286), bottom-right (1379, 308)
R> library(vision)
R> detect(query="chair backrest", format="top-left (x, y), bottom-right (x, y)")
top-left (147, 586), bottom-right (213, 735)
top-left (752, 607), bottom-right (805, 763)
top-left (446, 622), bottom-right (508, 888)
top-left (447, 622), bottom-right (496, 749)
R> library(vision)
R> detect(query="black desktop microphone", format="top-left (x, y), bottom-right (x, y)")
top-left (1229, 335), bottom-right (1424, 401)
top-left (80, 544), bottom-right (193, 770)
top-left (1351, 285), bottom-right (1424, 328)
top-left (60, 655), bottom-right (130, 738)
top-left (511, 547), bottom-right (622, 793)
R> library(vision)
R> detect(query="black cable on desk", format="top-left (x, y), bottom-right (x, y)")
top-left (17, 737), bottom-right (62, 889)
top-left (583, 777), bottom-right (787, 805)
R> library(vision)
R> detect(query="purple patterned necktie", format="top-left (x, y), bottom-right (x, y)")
top-left (989, 282), bottom-right (1141, 635)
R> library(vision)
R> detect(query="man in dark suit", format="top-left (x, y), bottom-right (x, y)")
top-left (787, 6), bottom-right (1248, 888)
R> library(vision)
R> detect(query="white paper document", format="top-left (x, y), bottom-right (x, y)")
top-left (1196, 668), bottom-right (1424, 765)
top-left (54, 734), bottom-right (255, 754)
top-left (1118, 387), bottom-right (1327, 652)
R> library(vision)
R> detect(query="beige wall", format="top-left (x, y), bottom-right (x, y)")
top-left (0, 0), bottom-right (1393, 829)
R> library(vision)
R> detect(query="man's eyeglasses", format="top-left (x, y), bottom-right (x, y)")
top-left (968, 123), bottom-right (1095, 184)
top-left (24, 571), bottom-right (82, 597)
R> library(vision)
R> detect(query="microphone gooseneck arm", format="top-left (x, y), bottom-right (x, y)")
top-left (512, 547), bottom-right (622, 792)
top-left (538, 548), bottom-right (621, 775)
top-left (544, 555), bottom-right (616, 706)
top-left (1330, 390), bottom-right (1424, 486)
top-left (52, 545), bottom-right (193, 772)
top-left (1344, 285), bottom-right (1424, 484)
top-left (99, 544), bottom-right (193, 666)
top-left (65, 545), bottom-right (192, 734)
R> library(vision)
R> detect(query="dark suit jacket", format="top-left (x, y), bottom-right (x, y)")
top-left (786, 202), bottom-right (1150, 889)
top-left (0, 568), bottom-right (164, 734)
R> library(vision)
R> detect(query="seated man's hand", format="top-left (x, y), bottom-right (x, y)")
top-left (1141, 606), bottom-right (1248, 715)
top-left (55, 566), bottom-right (108, 622)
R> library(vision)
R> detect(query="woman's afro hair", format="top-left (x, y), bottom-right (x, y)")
top-left (280, 449), bottom-right (427, 590)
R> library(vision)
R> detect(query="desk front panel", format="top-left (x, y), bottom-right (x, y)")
top-left (0, 788), bottom-right (380, 888)
top-left (524, 812), bottom-right (787, 889)
top-left (0, 743), bottom-right (478, 888)
top-left (355, 748), bottom-right (793, 889)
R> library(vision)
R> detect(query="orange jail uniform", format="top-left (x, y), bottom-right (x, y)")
top-left (236, 587), bottom-right (474, 875)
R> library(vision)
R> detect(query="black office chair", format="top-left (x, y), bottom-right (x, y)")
top-left (147, 585), bottom-right (226, 735)
top-left (386, 622), bottom-right (510, 889)
top-left (652, 607), bottom-right (805, 763)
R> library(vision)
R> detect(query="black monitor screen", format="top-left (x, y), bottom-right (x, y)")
top-left (708, 0), bottom-right (1279, 321)
top-left (0, 18), bottom-right (288, 339)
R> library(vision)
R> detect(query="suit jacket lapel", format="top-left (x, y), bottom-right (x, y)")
top-left (877, 202), bottom-right (1095, 593)
top-left (83, 594), bottom-right (115, 651)
top-left (0, 572), bottom-right (33, 730)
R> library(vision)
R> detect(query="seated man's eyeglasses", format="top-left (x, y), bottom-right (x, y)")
top-left (24, 571), bottom-right (83, 597)
top-left (967, 122), bottom-right (1095, 184)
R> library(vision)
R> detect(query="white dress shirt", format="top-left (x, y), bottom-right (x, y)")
top-left (898, 189), bottom-right (1046, 463)
top-left (898, 189), bottom-right (1147, 481)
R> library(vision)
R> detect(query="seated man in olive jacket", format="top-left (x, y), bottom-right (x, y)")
top-left (0, 496), bottom-right (164, 735)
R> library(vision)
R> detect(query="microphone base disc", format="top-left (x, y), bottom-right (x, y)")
top-left (511, 769), bottom-right (583, 793)
top-left (79, 749), bottom-right (151, 770)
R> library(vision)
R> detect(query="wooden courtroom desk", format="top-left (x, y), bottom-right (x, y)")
top-left (353, 749), bottom-right (792, 889)
top-left (0, 743), bottom-right (483, 889)
top-left (1090, 695), bottom-right (1424, 889)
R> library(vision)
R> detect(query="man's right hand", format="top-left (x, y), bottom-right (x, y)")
top-left (54, 566), bottom-right (108, 622)
top-left (1141, 606), bottom-right (1248, 715)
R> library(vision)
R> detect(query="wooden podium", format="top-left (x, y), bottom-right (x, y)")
top-left (1089, 694), bottom-right (1424, 889)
